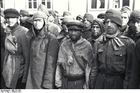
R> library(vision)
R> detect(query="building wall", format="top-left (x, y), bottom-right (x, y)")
top-left (2, 0), bottom-right (140, 18)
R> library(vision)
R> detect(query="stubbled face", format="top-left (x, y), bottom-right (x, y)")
top-left (105, 19), bottom-right (119, 35)
top-left (33, 18), bottom-right (44, 30)
top-left (20, 15), bottom-right (28, 23)
top-left (68, 29), bottom-right (81, 42)
top-left (83, 18), bottom-right (92, 28)
top-left (5, 17), bottom-right (18, 27)
top-left (91, 23), bottom-right (101, 37)
top-left (121, 12), bottom-right (129, 26)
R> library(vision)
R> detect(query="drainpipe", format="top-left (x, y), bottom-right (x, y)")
top-left (68, 0), bottom-right (69, 11)
top-left (86, 0), bottom-right (88, 13)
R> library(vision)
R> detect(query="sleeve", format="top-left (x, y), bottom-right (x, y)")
top-left (123, 39), bottom-right (135, 89)
top-left (55, 43), bottom-right (67, 88)
top-left (55, 63), bottom-right (63, 88)
top-left (84, 43), bottom-right (94, 89)
top-left (129, 40), bottom-right (140, 88)
top-left (42, 36), bottom-right (59, 89)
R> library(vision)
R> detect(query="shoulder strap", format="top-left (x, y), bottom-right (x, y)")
top-left (69, 44), bottom-right (85, 71)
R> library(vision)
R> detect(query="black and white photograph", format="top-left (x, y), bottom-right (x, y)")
top-left (0, 0), bottom-right (140, 93)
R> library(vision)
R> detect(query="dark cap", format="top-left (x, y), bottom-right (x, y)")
top-left (67, 20), bottom-right (85, 31)
top-left (4, 8), bottom-right (20, 18)
top-left (20, 10), bottom-right (29, 16)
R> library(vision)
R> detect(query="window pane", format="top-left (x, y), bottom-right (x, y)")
top-left (114, 0), bottom-right (120, 8)
top-left (100, 0), bottom-right (105, 8)
top-left (47, 2), bottom-right (51, 8)
top-left (33, 2), bottom-right (37, 8)
top-left (123, 0), bottom-right (129, 6)
top-left (0, 0), bottom-right (3, 8)
top-left (91, 0), bottom-right (97, 8)
top-left (42, 2), bottom-right (45, 5)
top-left (29, 2), bottom-right (32, 8)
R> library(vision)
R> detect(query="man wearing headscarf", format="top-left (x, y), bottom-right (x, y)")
top-left (89, 9), bottom-right (135, 89)
top-left (23, 11), bottom-right (59, 89)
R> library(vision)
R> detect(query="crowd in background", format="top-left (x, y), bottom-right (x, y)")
top-left (0, 4), bottom-right (140, 89)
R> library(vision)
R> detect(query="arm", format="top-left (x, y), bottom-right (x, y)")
top-left (123, 39), bottom-right (135, 89)
top-left (129, 40), bottom-right (140, 88)
top-left (42, 36), bottom-right (59, 89)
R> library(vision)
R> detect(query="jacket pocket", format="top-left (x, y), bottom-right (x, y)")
top-left (114, 51), bottom-right (126, 64)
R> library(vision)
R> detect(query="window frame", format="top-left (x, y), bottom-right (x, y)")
top-left (89, 0), bottom-right (108, 10)
top-left (26, 0), bottom-right (52, 10)
top-left (27, 0), bottom-right (38, 10)
top-left (0, 0), bottom-right (4, 9)
top-left (113, 0), bottom-right (130, 9)
top-left (40, 0), bottom-right (52, 10)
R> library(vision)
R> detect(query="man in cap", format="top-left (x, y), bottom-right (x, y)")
top-left (23, 11), bottom-right (59, 89)
top-left (89, 9), bottom-right (135, 89)
top-left (88, 19), bottom-right (105, 53)
top-left (55, 20), bottom-right (94, 89)
top-left (129, 10), bottom-right (140, 89)
top-left (127, 9), bottom-right (140, 42)
top-left (19, 9), bottom-right (32, 29)
top-left (2, 8), bottom-right (28, 89)
top-left (82, 13), bottom-right (94, 40)
top-left (97, 13), bottom-right (105, 22)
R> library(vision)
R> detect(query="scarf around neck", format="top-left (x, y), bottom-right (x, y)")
top-left (102, 31), bottom-right (124, 50)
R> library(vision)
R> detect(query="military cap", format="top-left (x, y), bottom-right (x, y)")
top-left (4, 8), bottom-right (20, 18)
top-left (67, 20), bottom-right (85, 31)
top-left (20, 10), bottom-right (29, 16)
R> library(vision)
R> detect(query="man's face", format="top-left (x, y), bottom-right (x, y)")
top-left (135, 21), bottom-right (140, 34)
top-left (83, 18), bottom-right (92, 28)
top-left (20, 15), bottom-right (28, 23)
top-left (68, 29), bottom-right (81, 41)
top-left (33, 18), bottom-right (44, 30)
top-left (91, 23), bottom-right (101, 37)
top-left (5, 17), bottom-right (18, 27)
top-left (121, 13), bottom-right (129, 26)
top-left (105, 19), bottom-right (119, 35)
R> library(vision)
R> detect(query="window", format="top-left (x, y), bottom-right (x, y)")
top-left (90, 0), bottom-right (107, 9)
top-left (114, 0), bottom-right (120, 8)
top-left (122, 0), bottom-right (129, 6)
top-left (28, 0), bottom-right (37, 9)
top-left (113, 0), bottom-right (130, 9)
top-left (41, 0), bottom-right (51, 9)
top-left (0, 0), bottom-right (3, 8)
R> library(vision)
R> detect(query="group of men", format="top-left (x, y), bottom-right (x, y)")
top-left (0, 4), bottom-right (140, 89)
